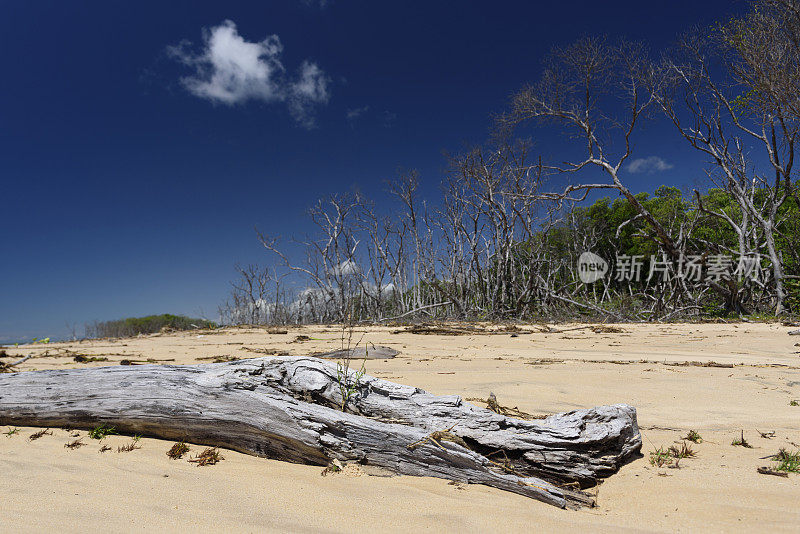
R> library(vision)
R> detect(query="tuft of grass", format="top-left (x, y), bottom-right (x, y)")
top-left (732, 430), bottom-right (753, 448)
top-left (188, 447), bottom-right (223, 466)
top-left (28, 428), bottom-right (52, 441)
top-left (772, 448), bottom-right (800, 473)
top-left (99, 445), bottom-right (112, 453)
top-left (65, 438), bottom-right (85, 449)
top-left (166, 441), bottom-right (190, 460)
top-left (790, 400), bottom-right (799, 406)
top-left (683, 430), bottom-right (703, 443)
top-left (117, 440), bottom-right (141, 453)
top-left (321, 458), bottom-right (344, 476)
top-left (88, 424), bottom-right (118, 440)
top-left (649, 446), bottom-right (673, 467)
top-left (669, 441), bottom-right (696, 459)
top-left (3, 427), bottom-right (20, 437)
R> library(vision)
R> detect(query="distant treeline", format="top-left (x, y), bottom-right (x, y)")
top-left (85, 314), bottom-right (216, 338)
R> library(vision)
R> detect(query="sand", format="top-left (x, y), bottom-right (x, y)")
top-left (2, 322), bottom-right (799, 532)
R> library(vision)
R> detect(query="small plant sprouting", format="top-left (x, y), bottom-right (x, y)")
top-left (3, 427), bottom-right (20, 437)
top-left (649, 446), bottom-right (673, 468)
top-left (772, 448), bottom-right (800, 473)
top-left (731, 430), bottom-right (753, 448)
top-left (684, 430), bottom-right (703, 443)
top-left (65, 438), bottom-right (85, 449)
top-left (188, 447), bottom-right (223, 466)
top-left (668, 441), bottom-right (696, 459)
top-left (337, 358), bottom-right (366, 412)
top-left (117, 440), bottom-right (142, 453)
top-left (28, 428), bottom-right (53, 441)
top-left (335, 317), bottom-right (368, 412)
top-left (790, 400), bottom-right (799, 406)
top-left (88, 424), bottom-right (118, 440)
top-left (167, 441), bottom-right (190, 460)
top-left (321, 458), bottom-right (344, 476)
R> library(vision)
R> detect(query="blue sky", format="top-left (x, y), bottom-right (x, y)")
top-left (0, 0), bottom-right (742, 343)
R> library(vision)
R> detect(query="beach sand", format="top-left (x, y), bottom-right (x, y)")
top-left (2, 322), bottom-right (799, 532)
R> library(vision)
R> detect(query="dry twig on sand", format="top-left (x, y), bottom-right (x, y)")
top-left (0, 355), bottom-right (32, 373)
top-left (466, 393), bottom-right (548, 420)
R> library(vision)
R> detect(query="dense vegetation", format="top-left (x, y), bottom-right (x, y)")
top-left (85, 314), bottom-right (216, 338)
top-left (551, 187), bottom-right (800, 317)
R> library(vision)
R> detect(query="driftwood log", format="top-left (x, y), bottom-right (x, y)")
top-left (0, 356), bottom-right (641, 508)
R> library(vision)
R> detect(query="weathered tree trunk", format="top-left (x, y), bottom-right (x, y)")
top-left (0, 356), bottom-right (641, 509)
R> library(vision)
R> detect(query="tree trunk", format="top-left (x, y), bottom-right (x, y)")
top-left (0, 356), bottom-right (641, 509)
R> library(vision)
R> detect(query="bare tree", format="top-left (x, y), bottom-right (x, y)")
top-left (499, 38), bottom-right (684, 261)
top-left (655, 3), bottom-right (800, 313)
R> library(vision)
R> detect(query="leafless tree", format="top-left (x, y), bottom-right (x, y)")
top-left (655, 2), bottom-right (800, 313)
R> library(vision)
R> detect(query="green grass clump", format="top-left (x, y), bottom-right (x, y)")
top-left (684, 430), bottom-right (703, 443)
top-left (649, 446), bottom-right (674, 467)
top-left (669, 441), bottom-right (696, 459)
top-left (772, 449), bottom-right (800, 473)
top-left (88, 424), bottom-right (118, 440)
top-left (166, 441), bottom-right (190, 460)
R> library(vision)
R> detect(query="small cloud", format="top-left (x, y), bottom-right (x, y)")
top-left (300, 0), bottom-right (331, 7)
top-left (346, 105), bottom-right (369, 122)
top-left (168, 20), bottom-right (330, 127)
top-left (289, 61), bottom-right (331, 128)
top-left (626, 156), bottom-right (674, 174)
top-left (382, 110), bottom-right (397, 128)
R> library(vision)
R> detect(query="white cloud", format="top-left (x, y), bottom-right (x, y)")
top-left (168, 20), bottom-right (330, 127)
top-left (330, 259), bottom-right (360, 277)
top-left (346, 105), bottom-right (369, 121)
top-left (626, 156), bottom-right (674, 174)
top-left (289, 61), bottom-right (331, 127)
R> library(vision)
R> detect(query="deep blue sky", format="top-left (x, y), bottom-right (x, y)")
top-left (0, 0), bottom-right (743, 343)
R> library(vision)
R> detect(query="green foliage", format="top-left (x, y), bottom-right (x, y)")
top-left (684, 430), bottom-right (703, 443)
top-left (649, 446), bottom-right (674, 467)
top-left (167, 441), bottom-right (190, 459)
top-left (88, 424), bottom-right (118, 440)
top-left (771, 449), bottom-right (800, 474)
top-left (668, 441), bottom-right (696, 459)
top-left (337, 359), bottom-right (366, 412)
top-left (524, 184), bottom-right (800, 317)
top-left (87, 314), bottom-right (217, 338)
